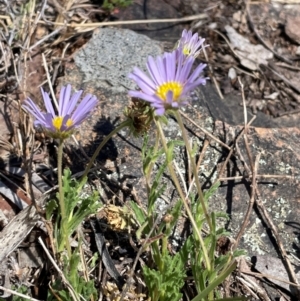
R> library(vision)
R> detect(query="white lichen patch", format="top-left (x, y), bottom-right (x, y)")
top-left (243, 219), bottom-right (266, 255)
top-left (155, 197), bottom-right (168, 213)
top-left (204, 117), bottom-right (214, 132)
top-left (259, 158), bottom-right (267, 165)
top-left (277, 162), bottom-right (292, 174)
top-left (271, 197), bottom-right (291, 220)
top-left (199, 145), bottom-right (221, 183)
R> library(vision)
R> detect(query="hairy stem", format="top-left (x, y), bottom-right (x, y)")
top-left (57, 139), bottom-right (71, 257)
top-left (174, 111), bottom-right (212, 231)
top-left (155, 118), bottom-right (211, 271)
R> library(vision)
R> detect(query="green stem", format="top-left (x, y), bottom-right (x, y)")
top-left (161, 224), bottom-right (169, 258)
top-left (145, 130), bottom-right (160, 195)
top-left (191, 260), bottom-right (238, 301)
top-left (174, 111), bottom-right (213, 231)
top-left (154, 118), bottom-right (211, 272)
top-left (57, 139), bottom-right (71, 257)
top-left (81, 120), bottom-right (131, 180)
top-left (145, 131), bottom-right (162, 268)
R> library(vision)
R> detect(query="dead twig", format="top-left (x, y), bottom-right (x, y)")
top-left (233, 152), bottom-right (260, 249)
top-left (241, 270), bottom-right (300, 288)
top-left (231, 78), bottom-right (260, 248)
top-left (237, 275), bottom-right (271, 301)
top-left (180, 111), bottom-right (231, 150)
top-left (265, 63), bottom-right (300, 94)
top-left (29, 26), bottom-right (65, 52)
top-left (202, 42), bottom-right (223, 100)
top-left (214, 115), bottom-right (256, 186)
top-left (219, 174), bottom-right (294, 181)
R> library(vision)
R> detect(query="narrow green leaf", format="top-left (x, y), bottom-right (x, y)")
top-left (191, 260), bottom-right (237, 301)
top-left (129, 201), bottom-right (146, 225)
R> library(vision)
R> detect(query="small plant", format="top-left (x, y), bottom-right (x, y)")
top-left (102, 0), bottom-right (133, 11)
top-left (23, 85), bottom-right (100, 300)
top-left (23, 29), bottom-right (247, 301)
top-left (46, 169), bottom-right (100, 253)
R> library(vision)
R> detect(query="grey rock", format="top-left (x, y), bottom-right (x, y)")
top-left (74, 28), bottom-right (163, 94)
top-left (285, 12), bottom-right (300, 44)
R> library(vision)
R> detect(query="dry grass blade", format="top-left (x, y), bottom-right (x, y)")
top-left (237, 275), bottom-right (271, 301)
top-left (180, 111), bottom-right (231, 150)
top-left (38, 237), bottom-right (80, 301)
top-left (38, 13), bottom-right (208, 30)
top-left (0, 285), bottom-right (42, 301)
top-left (233, 152), bottom-right (260, 249)
top-left (241, 270), bottom-right (300, 288)
top-left (214, 115), bottom-right (256, 186)
top-left (202, 42), bottom-right (223, 100)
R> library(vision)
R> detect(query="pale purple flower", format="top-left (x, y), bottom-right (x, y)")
top-left (178, 29), bottom-right (206, 58)
top-left (128, 50), bottom-right (207, 115)
top-left (23, 84), bottom-right (98, 138)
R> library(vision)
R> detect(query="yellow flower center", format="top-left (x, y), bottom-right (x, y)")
top-left (183, 46), bottom-right (190, 56)
top-left (66, 119), bottom-right (73, 128)
top-left (52, 116), bottom-right (73, 131)
top-left (156, 81), bottom-right (183, 101)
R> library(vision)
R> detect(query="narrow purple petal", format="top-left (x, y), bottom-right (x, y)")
top-left (129, 70), bottom-right (156, 95)
top-left (146, 56), bottom-right (163, 86)
top-left (175, 51), bottom-right (185, 81)
top-left (60, 114), bottom-right (72, 131)
top-left (33, 120), bottom-right (43, 127)
top-left (59, 84), bottom-right (72, 116)
top-left (165, 52), bottom-right (176, 82)
top-left (165, 90), bottom-right (174, 104)
top-left (130, 67), bottom-right (157, 90)
top-left (183, 78), bottom-right (207, 94)
top-left (66, 90), bottom-right (83, 115)
top-left (154, 107), bottom-right (165, 115)
top-left (43, 113), bottom-right (56, 131)
top-left (71, 95), bottom-right (98, 124)
top-left (23, 106), bottom-right (45, 124)
top-left (187, 63), bottom-right (207, 83)
top-left (23, 98), bottom-right (46, 122)
top-left (156, 55), bottom-right (167, 83)
top-left (178, 56), bottom-right (194, 82)
top-left (128, 90), bottom-right (159, 103)
top-left (41, 89), bottom-right (56, 117)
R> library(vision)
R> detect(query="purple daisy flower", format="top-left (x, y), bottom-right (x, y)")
top-left (128, 50), bottom-right (207, 115)
top-left (23, 84), bottom-right (98, 139)
top-left (178, 29), bottom-right (206, 58)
